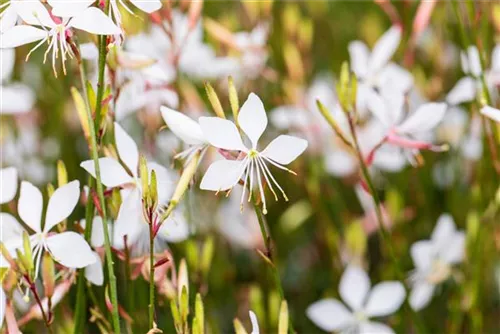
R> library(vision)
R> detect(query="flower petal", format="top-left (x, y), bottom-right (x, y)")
top-left (0, 167), bottom-right (17, 204)
top-left (349, 41), bottom-right (370, 78)
top-left (364, 282), bottom-right (406, 317)
top-left (85, 252), bottom-right (103, 286)
top-left (1, 49), bottom-right (15, 81)
top-left (368, 26), bottom-right (402, 74)
top-left (0, 25), bottom-right (47, 49)
top-left (199, 117), bottom-right (246, 151)
top-left (200, 159), bottom-right (246, 191)
top-left (410, 240), bottom-right (433, 270)
top-left (114, 122), bottom-right (139, 177)
top-left (409, 281), bottom-right (435, 311)
top-left (359, 321), bottom-right (395, 334)
top-left (440, 232), bottom-right (465, 265)
top-left (306, 298), bottom-right (353, 332)
top-left (14, 1), bottom-right (55, 28)
top-left (159, 209), bottom-right (190, 243)
top-left (0, 6), bottom-right (18, 33)
top-left (130, 0), bottom-right (162, 13)
top-left (113, 188), bottom-right (143, 249)
top-left (44, 180), bottom-right (80, 233)
top-left (431, 213), bottom-right (456, 246)
top-left (46, 232), bottom-right (96, 268)
top-left (339, 265), bottom-right (370, 312)
top-left (18, 181), bottom-right (43, 233)
top-left (467, 46), bottom-right (482, 77)
top-left (446, 77), bottom-right (476, 105)
top-left (377, 63), bottom-right (414, 93)
top-left (366, 90), bottom-right (393, 128)
top-left (249, 310), bottom-right (259, 334)
top-left (238, 93), bottom-right (268, 148)
top-left (68, 7), bottom-right (121, 35)
top-left (48, 0), bottom-right (94, 17)
top-left (1, 84), bottom-right (35, 114)
top-left (0, 213), bottom-right (23, 242)
top-left (80, 157), bottom-right (133, 188)
top-left (160, 106), bottom-right (206, 145)
top-left (396, 102), bottom-right (447, 135)
top-left (481, 106), bottom-right (500, 123)
top-left (90, 216), bottom-right (105, 248)
top-left (261, 135), bottom-right (308, 165)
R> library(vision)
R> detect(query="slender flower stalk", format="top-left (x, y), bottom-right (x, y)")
top-left (250, 195), bottom-right (294, 333)
top-left (77, 45), bottom-right (121, 333)
top-left (148, 222), bottom-right (155, 329)
top-left (74, 177), bottom-right (96, 334)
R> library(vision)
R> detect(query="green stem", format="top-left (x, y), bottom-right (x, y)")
top-left (346, 115), bottom-right (427, 334)
top-left (78, 47), bottom-right (121, 333)
top-left (94, 35), bottom-right (108, 133)
top-left (251, 197), bottom-right (295, 334)
top-left (74, 177), bottom-right (95, 334)
top-left (148, 223), bottom-right (155, 329)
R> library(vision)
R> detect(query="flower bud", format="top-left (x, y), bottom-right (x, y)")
top-left (345, 220), bottom-right (367, 259)
top-left (205, 82), bottom-right (225, 119)
top-left (228, 76), bottom-right (239, 122)
top-left (337, 61), bottom-right (351, 111)
top-left (180, 285), bottom-right (189, 323)
top-left (149, 169), bottom-right (158, 211)
top-left (57, 160), bottom-right (68, 187)
top-left (194, 293), bottom-right (204, 334)
top-left (201, 236), bottom-right (214, 277)
top-left (71, 87), bottom-right (90, 143)
top-left (278, 300), bottom-right (289, 334)
top-left (233, 318), bottom-right (248, 334)
top-left (139, 155), bottom-right (149, 203)
top-left (177, 259), bottom-right (189, 303)
top-left (42, 253), bottom-right (55, 298)
top-left (170, 299), bottom-right (182, 333)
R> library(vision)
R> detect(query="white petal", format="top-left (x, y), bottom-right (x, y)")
top-left (1, 84), bottom-right (35, 114)
top-left (324, 148), bottom-right (357, 177)
top-left (481, 106), bottom-right (500, 123)
top-left (18, 181), bottom-right (43, 233)
top-left (85, 252), bottom-right (103, 286)
top-left (0, 213), bottom-right (23, 242)
top-left (249, 310), bottom-right (259, 334)
top-left (69, 7), bottom-right (121, 35)
top-left (80, 158), bottom-right (133, 188)
top-left (369, 26), bottom-right (402, 74)
top-left (339, 265), bottom-right (370, 312)
top-left (409, 282), bottom-right (435, 311)
top-left (396, 102), bottom-right (447, 135)
top-left (200, 159), bottom-right (246, 191)
top-left (14, 1), bottom-right (55, 28)
top-left (410, 240), bottom-right (433, 270)
top-left (0, 25), bottom-right (47, 49)
top-left (0, 289), bottom-right (5, 326)
top-left (261, 135), bottom-right (308, 165)
top-left (440, 232), bottom-right (465, 265)
top-left (467, 46), bottom-right (482, 77)
top-left (199, 117), bottom-right (246, 151)
top-left (366, 90), bottom-right (393, 128)
top-left (431, 214), bottom-right (456, 246)
top-left (446, 77), bottom-right (476, 105)
top-left (359, 321), bottom-right (395, 334)
top-left (377, 63), bottom-right (414, 93)
top-left (0, 167), bottom-right (17, 204)
top-left (44, 180), bottom-right (80, 233)
top-left (48, 0), bottom-right (94, 17)
top-left (89, 216), bottom-right (105, 248)
top-left (113, 188), bottom-right (143, 249)
top-left (306, 298), bottom-right (353, 332)
top-left (130, 0), bottom-right (162, 13)
top-left (114, 122), bottom-right (139, 177)
top-left (160, 106), bottom-right (205, 145)
top-left (349, 41), bottom-right (370, 78)
top-left (0, 6), bottom-right (18, 33)
top-left (79, 42), bottom-right (98, 60)
top-left (364, 282), bottom-right (406, 317)
top-left (1, 49), bottom-right (15, 81)
top-left (237, 93), bottom-right (268, 148)
top-left (492, 44), bottom-right (500, 72)
top-left (46, 232), bottom-right (96, 268)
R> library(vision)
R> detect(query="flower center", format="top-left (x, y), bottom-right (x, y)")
top-left (354, 311), bottom-right (368, 322)
top-left (426, 259), bottom-right (451, 284)
top-left (248, 149), bottom-right (259, 159)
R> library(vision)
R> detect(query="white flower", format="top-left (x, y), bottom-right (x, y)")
top-left (409, 214), bottom-right (465, 311)
top-left (366, 89), bottom-right (447, 164)
top-left (160, 106), bottom-right (208, 162)
top-left (481, 105), bottom-right (500, 123)
top-left (109, 0), bottom-right (161, 29)
top-left (80, 122), bottom-right (189, 256)
top-left (348, 25), bottom-right (413, 111)
top-left (1, 167), bottom-right (17, 204)
top-left (199, 93), bottom-right (308, 214)
top-left (0, 49), bottom-right (35, 114)
top-left (4, 181), bottom-right (95, 277)
top-left (79, 216), bottom-right (107, 286)
top-left (307, 265), bottom-right (405, 334)
top-left (0, 0), bottom-right (120, 75)
top-left (0, 0), bottom-right (20, 32)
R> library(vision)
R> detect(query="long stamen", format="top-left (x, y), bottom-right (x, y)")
top-left (25, 37), bottom-right (49, 62)
top-left (254, 158), bottom-right (268, 214)
top-left (52, 36), bottom-right (59, 77)
top-left (248, 158), bottom-right (255, 202)
top-left (258, 155), bottom-right (288, 201)
top-left (262, 156), bottom-right (297, 175)
top-left (240, 158), bottom-right (252, 212)
top-left (255, 156), bottom-right (278, 201)
top-left (43, 37), bottom-right (55, 64)
top-left (59, 32), bottom-right (67, 75)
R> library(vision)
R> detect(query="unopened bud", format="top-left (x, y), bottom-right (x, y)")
top-left (337, 61), bottom-right (351, 111)
top-left (205, 82), bottom-right (225, 119)
top-left (139, 155), bottom-right (149, 205)
top-left (233, 318), bottom-right (248, 334)
top-left (228, 76), bottom-right (239, 122)
top-left (170, 299), bottom-right (182, 333)
top-left (278, 300), bottom-right (289, 334)
top-left (194, 293), bottom-right (204, 334)
top-left (177, 259), bottom-right (189, 304)
top-left (150, 169), bottom-right (158, 210)
top-left (201, 236), bottom-right (214, 277)
top-left (180, 285), bottom-right (189, 322)
top-left (57, 160), bottom-right (68, 187)
top-left (42, 253), bottom-right (55, 298)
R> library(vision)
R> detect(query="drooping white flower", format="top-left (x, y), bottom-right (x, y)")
top-left (348, 25), bottom-right (413, 112)
top-left (307, 265), bottom-right (406, 334)
top-left (4, 181), bottom-right (95, 277)
top-left (409, 214), bottom-right (465, 311)
top-left (0, 49), bottom-right (35, 114)
top-left (0, 167), bottom-right (17, 204)
top-left (0, 0), bottom-right (120, 75)
top-left (80, 122), bottom-right (189, 256)
top-left (366, 89), bottom-right (447, 165)
top-left (160, 106), bottom-right (208, 162)
top-left (199, 93), bottom-right (308, 214)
